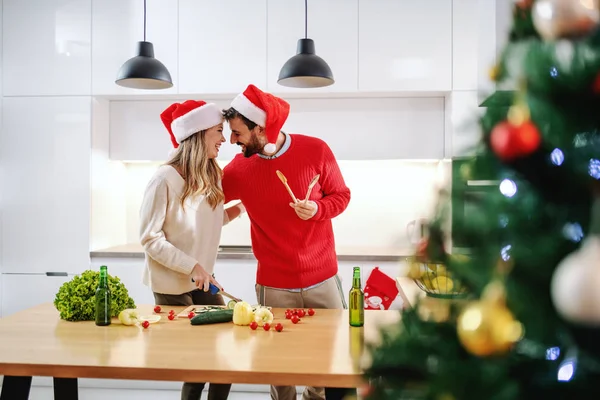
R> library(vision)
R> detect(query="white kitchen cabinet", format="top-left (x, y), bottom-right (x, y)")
top-left (179, 0), bottom-right (267, 94)
top-left (282, 97), bottom-right (445, 160)
top-left (3, 0), bottom-right (92, 96)
top-left (108, 98), bottom-right (242, 161)
top-left (109, 96), bottom-right (445, 161)
top-left (1, 273), bottom-right (73, 317)
top-left (452, 0), bottom-right (478, 91)
top-left (1, 97), bottom-right (91, 274)
top-left (266, 0), bottom-right (358, 93)
top-left (358, 0), bottom-right (452, 92)
top-left (92, 0), bottom-right (178, 95)
top-left (448, 90), bottom-right (482, 157)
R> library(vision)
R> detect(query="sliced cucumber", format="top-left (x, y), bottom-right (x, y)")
top-left (227, 300), bottom-right (237, 309)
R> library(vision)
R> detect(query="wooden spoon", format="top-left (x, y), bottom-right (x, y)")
top-left (276, 170), bottom-right (298, 203)
top-left (304, 174), bottom-right (320, 202)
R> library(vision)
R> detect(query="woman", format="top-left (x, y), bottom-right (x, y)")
top-left (139, 100), bottom-right (244, 400)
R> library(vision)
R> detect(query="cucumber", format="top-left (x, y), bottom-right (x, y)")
top-left (227, 300), bottom-right (237, 309)
top-left (190, 309), bottom-right (234, 325)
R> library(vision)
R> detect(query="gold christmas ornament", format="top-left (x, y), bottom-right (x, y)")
top-left (507, 102), bottom-right (531, 126)
top-left (532, 0), bottom-right (600, 41)
top-left (489, 64), bottom-right (500, 82)
top-left (457, 281), bottom-right (524, 356)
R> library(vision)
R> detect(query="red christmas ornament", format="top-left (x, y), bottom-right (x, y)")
top-left (490, 120), bottom-right (541, 161)
top-left (593, 72), bottom-right (600, 93)
top-left (515, 0), bottom-right (533, 9)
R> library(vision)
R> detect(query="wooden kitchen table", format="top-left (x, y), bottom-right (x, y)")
top-left (0, 303), bottom-right (400, 399)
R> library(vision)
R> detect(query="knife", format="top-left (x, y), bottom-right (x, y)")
top-left (208, 283), bottom-right (243, 303)
top-left (191, 278), bottom-right (242, 302)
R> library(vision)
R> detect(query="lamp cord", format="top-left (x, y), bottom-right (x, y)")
top-left (304, 0), bottom-right (307, 38)
top-left (143, 0), bottom-right (147, 42)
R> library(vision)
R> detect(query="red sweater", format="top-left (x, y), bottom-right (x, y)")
top-left (222, 134), bottom-right (351, 289)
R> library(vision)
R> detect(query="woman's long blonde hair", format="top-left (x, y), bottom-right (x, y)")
top-left (166, 130), bottom-right (224, 210)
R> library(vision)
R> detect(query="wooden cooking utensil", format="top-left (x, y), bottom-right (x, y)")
top-left (304, 174), bottom-right (320, 202)
top-left (276, 170), bottom-right (298, 203)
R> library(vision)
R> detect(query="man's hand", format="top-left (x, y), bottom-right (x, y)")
top-left (191, 264), bottom-right (223, 292)
top-left (290, 200), bottom-right (318, 220)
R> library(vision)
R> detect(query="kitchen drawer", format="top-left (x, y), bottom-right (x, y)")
top-left (1, 273), bottom-right (73, 317)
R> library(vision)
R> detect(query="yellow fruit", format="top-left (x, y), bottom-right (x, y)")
top-left (407, 261), bottom-right (424, 279)
top-left (432, 276), bottom-right (454, 293)
top-left (118, 309), bottom-right (140, 326)
top-left (434, 264), bottom-right (447, 276)
top-left (254, 307), bottom-right (274, 327)
top-left (421, 276), bottom-right (437, 290)
top-left (233, 301), bottom-right (255, 326)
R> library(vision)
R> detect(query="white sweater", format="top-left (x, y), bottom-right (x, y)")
top-left (139, 165), bottom-right (229, 295)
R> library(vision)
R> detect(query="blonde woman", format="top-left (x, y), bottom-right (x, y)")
top-left (139, 100), bottom-right (244, 400)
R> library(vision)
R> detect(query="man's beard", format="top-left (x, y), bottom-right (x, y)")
top-left (239, 134), bottom-right (264, 158)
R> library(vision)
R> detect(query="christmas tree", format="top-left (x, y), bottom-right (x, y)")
top-left (363, 1), bottom-right (600, 399)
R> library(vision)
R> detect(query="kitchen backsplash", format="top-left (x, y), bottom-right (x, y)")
top-left (90, 158), bottom-right (451, 252)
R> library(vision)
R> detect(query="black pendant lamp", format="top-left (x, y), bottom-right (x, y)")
top-left (277, 0), bottom-right (334, 88)
top-left (115, 0), bottom-right (173, 90)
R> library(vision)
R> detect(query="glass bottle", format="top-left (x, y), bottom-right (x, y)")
top-left (349, 266), bottom-right (364, 327)
top-left (95, 265), bottom-right (111, 326)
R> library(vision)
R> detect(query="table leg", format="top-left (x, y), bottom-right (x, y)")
top-left (324, 387), bottom-right (357, 400)
top-left (53, 377), bottom-right (78, 400)
top-left (0, 375), bottom-right (32, 400)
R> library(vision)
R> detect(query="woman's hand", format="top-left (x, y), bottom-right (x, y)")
top-left (191, 264), bottom-right (223, 292)
top-left (225, 202), bottom-right (246, 222)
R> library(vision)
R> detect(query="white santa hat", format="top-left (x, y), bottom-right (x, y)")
top-left (230, 84), bottom-right (290, 154)
top-left (160, 100), bottom-right (223, 155)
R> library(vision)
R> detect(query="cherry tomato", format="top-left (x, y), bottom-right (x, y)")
top-left (286, 309), bottom-right (292, 313)
top-left (285, 312), bottom-right (292, 319)
top-left (249, 321), bottom-right (258, 330)
top-left (168, 314), bottom-right (175, 321)
top-left (154, 305), bottom-right (161, 313)
top-left (142, 321), bottom-right (150, 329)
top-left (297, 309), bottom-right (306, 318)
top-left (308, 308), bottom-right (315, 316)
top-left (275, 323), bottom-right (283, 332)
top-left (292, 309), bottom-right (299, 315)
top-left (291, 315), bottom-right (300, 324)
top-left (188, 312), bottom-right (195, 319)
top-left (263, 323), bottom-right (271, 331)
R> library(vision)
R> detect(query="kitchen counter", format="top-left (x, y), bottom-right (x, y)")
top-left (90, 243), bottom-right (414, 262)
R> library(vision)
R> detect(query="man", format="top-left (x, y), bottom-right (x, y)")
top-left (221, 84), bottom-right (353, 400)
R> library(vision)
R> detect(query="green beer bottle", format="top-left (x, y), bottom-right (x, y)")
top-left (349, 266), bottom-right (364, 327)
top-left (95, 265), bottom-right (112, 326)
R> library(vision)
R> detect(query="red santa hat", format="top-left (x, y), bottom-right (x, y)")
top-left (160, 100), bottom-right (223, 150)
top-left (230, 84), bottom-right (290, 154)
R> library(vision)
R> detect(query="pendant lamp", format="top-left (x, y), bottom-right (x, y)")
top-left (277, 0), bottom-right (334, 88)
top-left (115, 0), bottom-right (173, 90)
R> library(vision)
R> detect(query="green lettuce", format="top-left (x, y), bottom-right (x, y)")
top-left (54, 269), bottom-right (136, 321)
